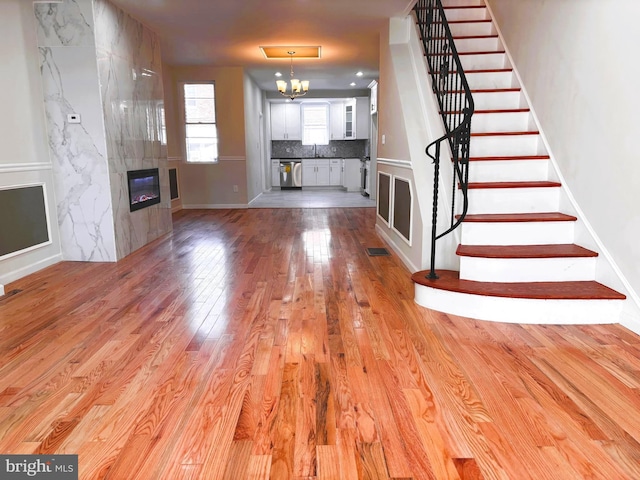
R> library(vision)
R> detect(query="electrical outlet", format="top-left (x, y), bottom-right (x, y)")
top-left (233, 185), bottom-right (239, 193)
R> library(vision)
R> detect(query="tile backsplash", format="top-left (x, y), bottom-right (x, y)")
top-left (272, 140), bottom-right (368, 159)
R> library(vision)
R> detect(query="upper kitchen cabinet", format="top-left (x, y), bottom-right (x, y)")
top-left (330, 102), bottom-right (344, 140)
top-left (330, 100), bottom-right (356, 140)
top-left (271, 103), bottom-right (301, 140)
top-left (330, 99), bottom-right (370, 140)
top-left (344, 99), bottom-right (356, 140)
top-left (356, 97), bottom-right (369, 139)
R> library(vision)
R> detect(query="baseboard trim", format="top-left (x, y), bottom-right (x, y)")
top-left (0, 253), bottom-right (62, 286)
top-left (375, 223), bottom-right (420, 273)
top-left (182, 204), bottom-right (249, 210)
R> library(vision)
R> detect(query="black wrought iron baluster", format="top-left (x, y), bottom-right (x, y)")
top-left (414, 0), bottom-right (474, 279)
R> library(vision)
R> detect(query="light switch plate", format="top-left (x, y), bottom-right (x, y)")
top-left (67, 113), bottom-right (81, 124)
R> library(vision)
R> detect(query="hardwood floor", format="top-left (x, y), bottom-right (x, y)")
top-left (1, 208), bottom-right (640, 479)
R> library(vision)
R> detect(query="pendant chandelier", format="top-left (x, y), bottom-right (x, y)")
top-left (276, 51), bottom-right (309, 100)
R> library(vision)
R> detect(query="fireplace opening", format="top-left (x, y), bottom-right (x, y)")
top-left (127, 168), bottom-right (161, 212)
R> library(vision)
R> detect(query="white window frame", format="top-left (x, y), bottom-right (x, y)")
top-left (301, 102), bottom-right (329, 146)
top-left (183, 82), bottom-right (219, 163)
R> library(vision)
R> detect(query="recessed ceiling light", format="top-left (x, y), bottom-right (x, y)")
top-left (356, 71), bottom-right (364, 77)
top-left (350, 82), bottom-right (356, 87)
top-left (275, 72), bottom-right (282, 77)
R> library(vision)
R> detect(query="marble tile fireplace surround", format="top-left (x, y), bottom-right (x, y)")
top-left (34, 0), bottom-right (172, 262)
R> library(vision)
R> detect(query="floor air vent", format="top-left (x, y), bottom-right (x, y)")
top-left (0, 289), bottom-right (22, 303)
top-left (366, 247), bottom-right (390, 256)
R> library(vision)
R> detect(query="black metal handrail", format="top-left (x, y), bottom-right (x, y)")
top-left (414, 0), bottom-right (474, 279)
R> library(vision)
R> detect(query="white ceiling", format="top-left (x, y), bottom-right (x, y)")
top-left (108, 0), bottom-right (415, 93)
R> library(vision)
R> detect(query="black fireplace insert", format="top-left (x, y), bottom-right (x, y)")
top-left (127, 168), bottom-right (160, 212)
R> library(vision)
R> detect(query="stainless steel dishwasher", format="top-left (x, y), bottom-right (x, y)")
top-left (280, 160), bottom-right (302, 189)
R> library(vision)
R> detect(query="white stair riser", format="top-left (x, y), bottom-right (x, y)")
top-left (453, 37), bottom-right (500, 53)
top-left (444, 7), bottom-right (489, 22)
top-left (468, 160), bottom-right (549, 183)
top-left (472, 112), bottom-right (532, 133)
top-left (460, 52), bottom-right (507, 70)
top-left (459, 256), bottom-right (597, 282)
top-left (465, 71), bottom-right (515, 90)
top-left (473, 91), bottom-right (524, 110)
top-left (460, 221), bottom-right (575, 246)
top-left (414, 284), bottom-right (623, 324)
top-left (466, 187), bottom-right (560, 214)
top-left (470, 134), bottom-right (540, 157)
top-left (448, 21), bottom-right (495, 38)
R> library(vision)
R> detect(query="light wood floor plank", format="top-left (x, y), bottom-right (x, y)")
top-left (1, 208), bottom-right (640, 479)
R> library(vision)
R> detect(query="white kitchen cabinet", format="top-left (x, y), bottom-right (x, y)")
top-left (302, 159), bottom-right (331, 186)
top-left (329, 99), bottom-right (356, 140)
top-left (271, 159), bottom-right (280, 188)
top-left (330, 159), bottom-right (342, 186)
top-left (330, 102), bottom-right (344, 140)
top-left (342, 158), bottom-right (362, 192)
top-left (356, 97), bottom-right (370, 139)
top-left (302, 161), bottom-right (315, 186)
top-left (344, 99), bottom-right (356, 140)
top-left (270, 103), bottom-right (301, 140)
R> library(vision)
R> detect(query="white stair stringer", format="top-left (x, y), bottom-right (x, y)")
top-left (412, 0), bottom-right (627, 324)
top-left (415, 284), bottom-right (623, 325)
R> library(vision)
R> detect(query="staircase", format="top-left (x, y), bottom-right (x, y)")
top-left (411, 0), bottom-right (627, 324)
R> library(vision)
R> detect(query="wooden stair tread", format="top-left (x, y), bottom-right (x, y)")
top-left (468, 155), bottom-right (550, 161)
top-left (442, 5), bottom-right (487, 8)
top-left (471, 87), bottom-right (521, 93)
top-left (443, 19), bottom-right (493, 24)
top-left (456, 244), bottom-right (598, 259)
top-left (466, 181), bottom-right (562, 189)
top-left (453, 35), bottom-right (499, 40)
top-left (443, 109), bottom-right (529, 114)
top-left (459, 212), bottom-right (577, 222)
top-left (448, 88), bottom-right (521, 94)
top-left (471, 130), bottom-right (539, 136)
top-left (411, 270), bottom-right (626, 300)
top-left (461, 68), bottom-right (512, 73)
top-left (475, 108), bottom-right (530, 114)
top-left (459, 50), bottom-right (506, 55)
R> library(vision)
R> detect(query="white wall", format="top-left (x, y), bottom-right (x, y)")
top-left (487, 0), bottom-right (640, 322)
top-left (374, 19), bottom-right (425, 272)
top-left (244, 74), bottom-right (266, 202)
top-left (165, 65), bottom-right (249, 208)
top-left (0, 0), bottom-right (62, 291)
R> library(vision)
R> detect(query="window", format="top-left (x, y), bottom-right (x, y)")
top-left (183, 83), bottom-right (218, 163)
top-left (301, 103), bottom-right (329, 145)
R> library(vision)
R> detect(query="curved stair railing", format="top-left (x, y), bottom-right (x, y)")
top-left (414, 0), bottom-right (474, 279)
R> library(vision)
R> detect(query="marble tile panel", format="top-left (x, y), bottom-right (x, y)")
top-left (39, 46), bottom-right (116, 262)
top-left (98, 46), bottom-right (165, 172)
top-left (34, 0), bottom-right (95, 47)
